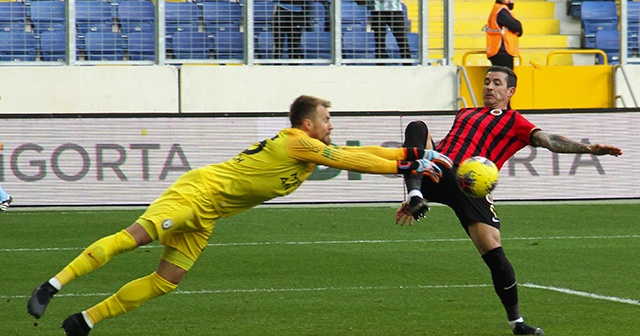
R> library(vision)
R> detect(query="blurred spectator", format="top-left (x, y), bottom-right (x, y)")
top-left (485, 0), bottom-right (522, 69)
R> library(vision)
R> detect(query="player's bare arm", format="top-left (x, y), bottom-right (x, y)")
top-left (530, 130), bottom-right (623, 156)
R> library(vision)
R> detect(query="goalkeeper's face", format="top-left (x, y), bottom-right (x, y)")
top-left (307, 105), bottom-right (334, 145)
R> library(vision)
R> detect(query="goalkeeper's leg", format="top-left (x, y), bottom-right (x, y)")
top-left (28, 225), bottom-right (148, 319)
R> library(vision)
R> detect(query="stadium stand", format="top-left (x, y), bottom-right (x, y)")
top-left (341, 1), bottom-right (367, 32)
top-left (117, 1), bottom-right (156, 34)
top-left (342, 31), bottom-right (375, 60)
top-left (30, 1), bottom-right (66, 35)
top-left (253, 0), bottom-right (275, 33)
top-left (127, 31), bottom-right (155, 61)
top-left (83, 31), bottom-right (125, 61)
top-left (170, 31), bottom-right (210, 59)
top-left (0, 2), bottom-right (27, 32)
top-left (202, 1), bottom-right (242, 33)
top-left (39, 29), bottom-right (67, 62)
top-left (629, 1), bottom-right (640, 56)
top-left (308, 1), bottom-right (327, 32)
top-left (76, 1), bottom-right (115, 34)
top-left (212, 31), bottom-right (244, 59)
top-left (581, 1), bottom-right (618, 49)
top-left (0, 30), bottom-right (38, 62)
top-left (165, 2), bottom-right (201, 35)
top-left (255, 31), bottom-right (275, 59)
top-left (595, 29), bottom-right (619, 64)
top-left (385, 31), bottom-right (418, 60)
top-left (300, 30), bottom-right (331, 59)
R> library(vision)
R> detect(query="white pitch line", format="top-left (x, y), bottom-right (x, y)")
top-left (0, 284), bottom-right (491, 300)
top-left (1, 235), bottom-right (638, 253)
top-left (522, 283), bottom-right (640, 306)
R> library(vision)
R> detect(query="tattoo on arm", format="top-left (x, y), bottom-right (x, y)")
top-left (531, 131), bottom-right (590, 154)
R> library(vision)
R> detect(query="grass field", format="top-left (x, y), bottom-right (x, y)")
top-left (1, 202), bottom-right (639, 335)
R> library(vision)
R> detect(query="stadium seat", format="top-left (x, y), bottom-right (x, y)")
top-left (0, 2), bottom-right (27, 32)
top-left (308, 1), bottom-right (327, 32)
top-left (581, 1), bottom-right (618, 49)
top-left (342, 31), bottom-right (375, 60)
top-left (595, 29), bottom-right (619, 64)
top-left (30, 1), bottom-right (66, 35)
top-left (117, 1), bottom-right (156, 34)
top-left (253, 0), bottom-right (274, 33)
top-left (628, 2), bottom-right (640, 55)
top-left (202, 2), bottom-right (242, 33)
top-left (127, 31), bottom-right (155, 61)
top-left (341, 1), bottom-right (367, 32)
top-left (76, 1), bottom-right (115, 34)
top-left (301, 30), bottom-right (331, 59)
top-left (170, 31), bottom-right (211, 59)
top-left (0, 30), bottom-right (37, 62)
top-left (255, 31), bottom-right (274, 59)
top-left (83, 31), bottom-right (125, 61)
top-left (212, 31), bottom-right (244, 59)
top-left (165, 2), bottom-right (201, 35)
top-left (39, 29), bottom-right (66, 62)
top-left (385, 31), bottom-right (418, 60)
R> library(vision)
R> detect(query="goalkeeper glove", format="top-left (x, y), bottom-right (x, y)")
top-left (397, 159), bottom-right (444, 183)
top-left (405, 148), bottom-right (453, 169)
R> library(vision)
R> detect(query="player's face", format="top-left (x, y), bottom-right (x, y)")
top-left (483, 71), bottom-right (515, 109)
top-left (308, 105), bottom-right (333, 145)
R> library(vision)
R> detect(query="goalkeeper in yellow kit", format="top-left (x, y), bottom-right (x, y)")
top-left (27, 95), bottom-right (453, 336)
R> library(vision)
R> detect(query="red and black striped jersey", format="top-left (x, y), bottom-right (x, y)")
top-left (435, 107), bottom-right (539, 169)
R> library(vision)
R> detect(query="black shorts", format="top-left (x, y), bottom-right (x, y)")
top-left (421, 164), bottom-right (501, 234)
top-left (403, 120), bottom-right (500, 234)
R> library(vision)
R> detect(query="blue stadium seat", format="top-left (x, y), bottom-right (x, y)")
top-left (165, 2), bottom-right (201, 35)
top-left (595, 29), bottom-right (619, 64)
top-left (127, 31), bottom-right (155, 61)
top-left (170, 31), bottom-right (211, 59)
top-left (212, 31), bottom-right (244, 59)
top-left (581, 1), bottom-right (618, 49)
top-left (342, 31), bottom-right (375, 60)
top-left (385, 31), bottom-right (418, 60)
top-left (0, 30), bottom-right (37, 62)
top-left (117, 1), bottom-right (155, 34)
top-left (30, 1), bottom-right (66, 35)
top-left (0, 2), bottom-right (27, 32)
top-left (628, 2), bottom-right (640, 55)
top-left (83, 31), bottom-right (125, 61)
top-left (202, 2), bottom-right (242, 32)
top-left (255, 31), bottom-right (273, 58)
top-left (39, 29), bottom-right (66, 62)
top-left (308, 1), bottom-right (327, 32)
top-left (253, 0), bottom-right (274, 33)
top-left (76, 1), bottom-right (115, 34)
top-left (341, 2), bottom-right (367, 32)
top-left (301, 30), bottom-right (331, 59)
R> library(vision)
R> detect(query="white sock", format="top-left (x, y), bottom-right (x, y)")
top-left (509, 317), bottom-right (524, 330)
top-left (81, 311), bottom-right (94, 329)
top-left (408, 190), bottom-right (423, 199)
top-left (48, 277), bottom-right (62, 291)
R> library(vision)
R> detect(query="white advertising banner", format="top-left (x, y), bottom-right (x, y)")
top-left (0, 111), bottom-right (637, 206)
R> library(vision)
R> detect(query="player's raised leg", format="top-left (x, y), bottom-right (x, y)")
top-left (27, 224), bottom-right (149, 319)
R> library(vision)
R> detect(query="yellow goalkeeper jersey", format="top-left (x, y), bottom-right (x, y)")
top-left (200, 127), bottom-right (406, 217)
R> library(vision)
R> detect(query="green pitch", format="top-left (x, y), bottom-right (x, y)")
top-left (1, 202), bottom-right (639, 335)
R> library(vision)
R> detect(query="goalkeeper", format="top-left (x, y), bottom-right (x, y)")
top-left (27, 95), bottom-right (452, 336)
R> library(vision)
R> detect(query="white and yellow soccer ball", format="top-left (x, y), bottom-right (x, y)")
top-left (455, 156), bottom-right (499, 198)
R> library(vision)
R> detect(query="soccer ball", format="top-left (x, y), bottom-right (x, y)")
top-left (455, 156), bottom-right (499, 198)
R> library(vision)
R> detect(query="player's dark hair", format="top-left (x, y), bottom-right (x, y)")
top-left (487, 65), bottom-right (517, 89)
top-left (289, 95), bottom-right (331, 127)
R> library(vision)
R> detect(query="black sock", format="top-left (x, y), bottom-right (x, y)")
top-left (482, 246), bottom-right (520, 321)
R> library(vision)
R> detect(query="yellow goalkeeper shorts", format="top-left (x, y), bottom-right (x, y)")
top-left (137, 168), bottom-right (220, 270)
